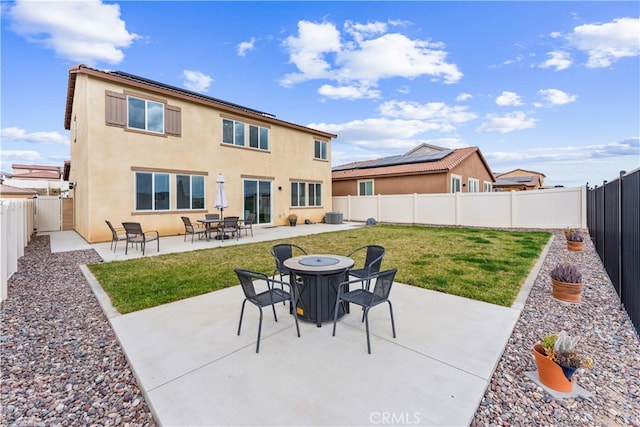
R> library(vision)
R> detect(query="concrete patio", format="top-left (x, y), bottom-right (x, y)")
top-left (43, 223), bottom-right (545, 426)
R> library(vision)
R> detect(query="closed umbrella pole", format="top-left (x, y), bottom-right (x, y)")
top-left (214, 173), bottom-right (228, 219)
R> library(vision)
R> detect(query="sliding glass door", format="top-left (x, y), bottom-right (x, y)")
top-left (243, 179), bottom-right (272, 225)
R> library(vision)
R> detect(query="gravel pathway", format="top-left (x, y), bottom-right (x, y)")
top-left (1, 236), bottom-right (156, 426)
top-left (1, 231), bottom-right (638, 426)
top-left (472, 231), bottom-right (640, 426)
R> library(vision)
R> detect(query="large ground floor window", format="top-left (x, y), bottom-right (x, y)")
top-left (243, 179), bottom-right (271, 225)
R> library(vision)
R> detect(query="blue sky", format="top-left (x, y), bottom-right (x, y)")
top-left (1, 1), bottom-right (639, 187)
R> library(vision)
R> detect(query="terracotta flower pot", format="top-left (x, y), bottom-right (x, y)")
top-left (567, 241), bottom-right (583, 251)
top-left (551, 278), bottom-right (583, 303)
top-left (533, 344), bottom-right (574, 392)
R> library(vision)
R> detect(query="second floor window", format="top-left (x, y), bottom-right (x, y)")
top-left (223, 119), bottom-right (269, 150)
top-left (314, 140), bottom-right (327, 160)
top-left (128, 96), bottom-right (164, 133)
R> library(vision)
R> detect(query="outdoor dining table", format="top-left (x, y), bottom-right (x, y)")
top-left (197, 218), bottom-right (225, 241)
top-left (283, 254), bottom-right (354, 327)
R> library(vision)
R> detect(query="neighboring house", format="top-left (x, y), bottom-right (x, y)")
top-left (2, 164), bottom-right (67, 196)
top-left (0, 183), bottom-right (38, 199)
top-left (332, 143), bottom-right (494, 196)
top-left (493, 169), bottom-right (546, 191)
top-left (64, 64), bottom-right (336, 243)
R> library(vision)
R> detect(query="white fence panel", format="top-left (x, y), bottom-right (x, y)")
top-left (415, 194), bottom-right (457, 225)
top-left (333, 186), bottom-right (587, 229)
top-left (1, 198), bottom-right (34, 302)
top-left (35, 195), bottom-right (61, 232)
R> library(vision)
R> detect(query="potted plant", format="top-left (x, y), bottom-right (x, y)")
top-left (287, 213), bottom-right (298, 226)
top-left (563, 226), bottom-right (576, 238)
top-left (550, 263), bottom-right (583, 303)
top-left (566, 230), bottom-right (584, 251)
top-left (533, 330), bottom-right (593, 392)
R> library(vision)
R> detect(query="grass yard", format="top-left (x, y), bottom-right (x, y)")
top-left (88, 225), bottom-right (551, 314)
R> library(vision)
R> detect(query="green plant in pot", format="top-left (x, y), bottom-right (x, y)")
top-left (533, 330), bottom-right (593, 392)
top-left (287, 213), bottom-right (298, 226)
top-left (550, 263), bottom-right (583, 303)
top-left (566, 230), bottom-right (584, 251)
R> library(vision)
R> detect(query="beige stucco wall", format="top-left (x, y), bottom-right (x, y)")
top-left (69, 74), bottom-right (333, 243)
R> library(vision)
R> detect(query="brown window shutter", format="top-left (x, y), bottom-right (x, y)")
top-left (166, 105), bottom-right (182, 136)
top-left (105, 91), bottom-right (126, 127)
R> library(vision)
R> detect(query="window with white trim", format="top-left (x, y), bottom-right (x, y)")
top-left (249, 125), bottom-right (269, 150)
top-left (451, 175), bottom-right (462, 193)
top-left (128, 96), bottom-right (164, 133)
top-left (468, 178), bottom-right (479, 193)
top-left (291, 181), bottom-right (322, 207)
top-left (176, 174), bottom-right (205, 210)
top-left (358, 180), bottom-right (374, 196)
top-left (135, 172), bottom-right (170, 211)
top-left (483, 181), bottom-right (492, 192)
top-left (223, 119), bottom-right (269, 150)
top-left (314, 140), bottom-right (327, 160)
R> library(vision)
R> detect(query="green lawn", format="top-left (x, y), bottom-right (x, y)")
top-left (87, 225), bottom-right (551, 314)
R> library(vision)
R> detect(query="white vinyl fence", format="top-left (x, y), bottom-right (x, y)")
top-left (1, 198), bottom-right (35, 302)
top-left (333, 186), bottom-right (587, 229)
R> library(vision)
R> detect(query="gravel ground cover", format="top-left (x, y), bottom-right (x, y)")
top-left (1, 231), bottom-right (638, 426)
top-left (472, 231), bottom-right (640, 426)
top-left (1, 236), bottom-right (156, 426)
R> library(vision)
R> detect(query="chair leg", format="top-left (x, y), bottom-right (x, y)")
top-left (156, 237), bottom-right (159, 253)
top-left (125, 238), bottom-right (129, 255)
top-left (237, 299), bottom-right (247, 336)
top-left (332, 299), bottom-right (341, 336)
top-left (184, 232), bottom-right (187, 242)
top-left (387, 300), bottom-right (396, 338)
top-left (141, 240), bottom-right (145, 256)
top-left (256, 307), bottom-right (263, 353)
top-left (271, 302), bottom-right (278, 322)
top-left (364, 307), bottom-right (372, 354)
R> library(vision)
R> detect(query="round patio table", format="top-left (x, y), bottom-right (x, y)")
top-left (284, 254), bottom-right (354, 327)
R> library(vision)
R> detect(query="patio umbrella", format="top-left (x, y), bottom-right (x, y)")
top-left (214, 173), bottom-right (228, 219)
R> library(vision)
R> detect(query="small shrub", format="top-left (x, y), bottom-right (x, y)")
top-left (566, 231), bottom-right (584, 242)
top-left (550, 263), bottom-right (582, 283)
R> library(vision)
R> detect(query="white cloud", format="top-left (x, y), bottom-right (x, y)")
top-left (538, 89), bottom-right (577, 105)
top-left (0, 150), bottom-right (45, 166)
top-left (495, 91), bottom-right (523, 106)
top-left (476, 111), bottom-right (537, 133)
top-left (565, 17), bottom-right (640, 68)
top-left (280, 19), bottom-right (462, 96)
top-left (182, 70), bottom-right (212, 93)
top-left (8, 0), bottom-right (138, 65)
top-left (456, 93), bottom-right (473, 102)
top-left (318, 84), bottom-right (380, 100)
top-left (378, 100), bottom-right (476, 124)
top-left (237, 37), bottom-right (256, 57)
top-left (1, 127), bottom-right (68, 145)
top-left (539, 51), bottom-right (573, 71)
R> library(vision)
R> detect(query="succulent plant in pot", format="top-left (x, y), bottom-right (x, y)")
top-left (566, 230), bottom-right (584, 251)
top-left (287, 213), bottom-right (298, 226)
top-left (550, 263), bottom-right (583, 303)
top-left (533, 330), bottom-right (593, 392)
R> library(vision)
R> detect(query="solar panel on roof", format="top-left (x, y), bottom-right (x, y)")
top-left (333, 149), bottom-right (453, 171)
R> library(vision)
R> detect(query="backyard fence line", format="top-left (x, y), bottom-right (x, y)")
top-left (587, 168), bottom-right (640, 336)
top-left (332, 186), bottom-right (587, 229)
top-left (0, 198), bottom-right (35, 302)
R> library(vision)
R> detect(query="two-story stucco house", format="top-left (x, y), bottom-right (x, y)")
top-left (332, 143), bottom-right (494, 196)
top-left (64, 64), bottom-right (336, 243)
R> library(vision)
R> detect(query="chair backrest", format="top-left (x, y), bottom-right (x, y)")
top-left (235, 268), bottom-right (265, 300)
top-left (222, 216), bottom-right (239, 228)
top-left (181, 216), bottom-right (193, 227)
top-left (105, 220), bottom-right (119, 237)
top-left (122, 222), bottom-right (143, 236)
top-left (205, 213), bottom-right (220, 220)
top-left (371, 269), bottom-right (397, 301)
top-left (348, 245), bottom-right (386, 273)
top-left (244, 212), bottom-right (256, 224)
top-left (271, 243), bottom-right (308, 268)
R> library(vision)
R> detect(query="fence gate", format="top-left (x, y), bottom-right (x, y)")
top-left (35, 196), bottom-right (61, 232)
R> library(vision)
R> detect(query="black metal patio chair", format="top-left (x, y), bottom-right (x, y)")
top-left (105, 220), bottom-right (127, 252)
top-left (235, 269), bottom-right (301, 353)
top-left (181, 216), bottom-right (207, 243)
top-left (332, 269), bottom-right (397, 354)
top-left (122, 222), bottom-right (159, 256)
